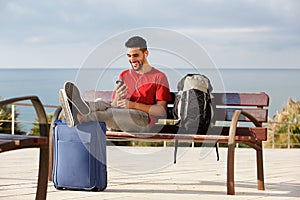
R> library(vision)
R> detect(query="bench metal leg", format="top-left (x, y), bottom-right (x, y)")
top-left (227, 143), bottom-right (235, 195)
top-left (227, 110), bottom-right (241, 195)
top-left (256, 143), bottom-right (265, 191)
top-left (36, 146), bottom-right (49, 200)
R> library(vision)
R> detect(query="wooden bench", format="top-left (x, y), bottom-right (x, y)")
top-left (50, 91), bottom-right (269, 195)
top-left (0, 96), bottom-right (49, 200)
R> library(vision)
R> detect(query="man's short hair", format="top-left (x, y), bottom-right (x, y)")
top-left (125, 36), bottom-right (147, 52)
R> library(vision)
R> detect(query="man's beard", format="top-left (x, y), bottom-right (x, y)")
top-left (131, 56), bottom-right (145, 71)
top-left (132, 63), bottom-right (143, 71)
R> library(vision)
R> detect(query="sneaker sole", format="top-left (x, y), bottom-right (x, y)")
top-left (64, 81), bottom-right (90, 115)
top-left (59, 89), bottom-right (74, 127)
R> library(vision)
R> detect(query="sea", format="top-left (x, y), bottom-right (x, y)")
top-left (0, 67), bottom-right (299, 133)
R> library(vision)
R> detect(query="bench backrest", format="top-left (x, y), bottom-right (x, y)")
top-left (82, 90), bottom-right (269, 124)
top-left (211, 92), bottom-right (269, 123)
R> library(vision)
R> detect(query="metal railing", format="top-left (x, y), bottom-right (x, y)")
top-left (2, 103), bottom-right (59, 135)
top-left (266, 121), bottom-right (300, 148)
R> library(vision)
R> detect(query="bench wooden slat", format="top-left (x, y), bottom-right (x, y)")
top-left (218, 127), bottom-right (267, 141)
top-left (0, 134), bottom-right (48, 150)
top-left (0, 133), bottom-right (46, 140)
top-left (106, 126), bottom-right (267, 142)
top-left (0, 140), bottom-right (16, 152)
top-left (83, 91), bottom-right (269, 107)
top-left (106, 131), bottom-right (256, 143)
top-left (153, 126), bottom-right (267, 140)
top-left (212, 92), bottom-right (269, 107)
top-left (213, 108), bottom-right (268, 122)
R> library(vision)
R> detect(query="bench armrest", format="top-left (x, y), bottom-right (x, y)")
top-left (228, 109), bottom-right (262, 145)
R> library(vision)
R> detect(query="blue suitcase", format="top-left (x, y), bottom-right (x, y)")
top-left (52, 120), bottom-right (107, 191)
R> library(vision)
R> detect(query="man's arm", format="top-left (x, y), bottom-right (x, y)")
top-left (128, 100), bottom-right (167, 117)
top-left (114, 98), bottom-right (167, 117)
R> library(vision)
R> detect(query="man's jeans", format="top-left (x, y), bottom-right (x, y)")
top-left (81, 99), bottom-right (150, 132)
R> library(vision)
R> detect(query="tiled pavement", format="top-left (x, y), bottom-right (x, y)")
top-left (0, 147), bottom-right (299, 200)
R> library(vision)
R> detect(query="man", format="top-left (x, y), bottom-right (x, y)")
top-left (59, 36), bottom-right (172, 132)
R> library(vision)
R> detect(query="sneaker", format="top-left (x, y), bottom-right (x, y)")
top-left (59, 89), bottom-right (75, 127)
top-left (64, 81), bottom-right (90, 116)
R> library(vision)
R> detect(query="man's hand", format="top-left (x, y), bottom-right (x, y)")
top-left (111, 82), bottom-right (128, 107)
top-left (115, 82), bottom-right (128, 100)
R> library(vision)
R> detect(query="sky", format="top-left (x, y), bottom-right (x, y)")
top-left (0, 0), bottom-right (299, 69)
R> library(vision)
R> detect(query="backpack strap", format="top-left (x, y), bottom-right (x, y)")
top-left (215, 143), bottom-right (220, 161)
top-left (174, 139), bottom-right (179, 164)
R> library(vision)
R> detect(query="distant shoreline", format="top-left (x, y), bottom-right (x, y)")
top-left (0, 67), bottom-right (300, 70)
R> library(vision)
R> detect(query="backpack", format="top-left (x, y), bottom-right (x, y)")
top-left (172, 74), bottom-right (219, 163)
top-left (172, 73), bottom-right (213, 135)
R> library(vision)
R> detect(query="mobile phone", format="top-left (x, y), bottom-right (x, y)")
top-left (116, 80), bottom-right (124, 86)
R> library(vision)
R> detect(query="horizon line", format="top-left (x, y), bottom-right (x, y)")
top-left (0, 66), bottom-right (299, 70)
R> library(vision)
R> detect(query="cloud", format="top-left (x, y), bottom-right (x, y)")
top-left (0, 0), bottom-right (299, 68)
top-left (178, 26), bottom-right (275, 34)
top-left (24, 36), bottom-right (44, 44)
top-left (2, 0), bottom-right (298, 41)
top-left (5, 2), bottom-right (36, 15)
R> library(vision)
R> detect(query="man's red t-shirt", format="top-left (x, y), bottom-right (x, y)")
top-left (114, 67), bottom-right (172, 126)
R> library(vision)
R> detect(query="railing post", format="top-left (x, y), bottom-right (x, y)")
top-left (272, 131), bottom-right (275, 149)
top-left (288, 124), bottom-right (290, 149)
top-left (11, 104), bottom-right (15, 135)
